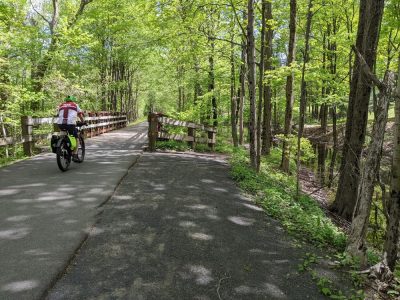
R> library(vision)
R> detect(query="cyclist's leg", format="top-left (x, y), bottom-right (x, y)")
top-left (69, 125), bottom-right (79, 155)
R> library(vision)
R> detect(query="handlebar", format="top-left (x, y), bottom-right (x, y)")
top-left (77, 121), bottom-right (88, 127)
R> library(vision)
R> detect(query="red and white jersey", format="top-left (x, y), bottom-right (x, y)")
top-left (57, 101), bottom-right (83, 125)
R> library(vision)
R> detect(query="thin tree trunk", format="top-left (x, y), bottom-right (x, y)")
top-left (383, 54), bottom-right (400, 271)
top-left (209, 39), bottom-right (217, 127)
top-left (328, 106), bottom-right (338, 188)
top-left (262, 0), bottom-right (273, 156)
top-left (230, 33), bottom-right (238, 147)
top-left (247, 0), bottom-right (257, 169)
top-left (257, 0), bottom-right (267, 171)
top-left (347, 70), bottom-right (394, 266)
top-left (296, 0), bottom-right (313, 195)
top-left (281, 0), bottom-right (297, 173)
top-left (239, 37), bottom-right (246, 145)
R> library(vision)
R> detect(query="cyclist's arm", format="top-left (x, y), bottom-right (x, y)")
top-left (77, 106), bottom-right (85, 123)
top-left (78, 112), bottom-right (84, 123)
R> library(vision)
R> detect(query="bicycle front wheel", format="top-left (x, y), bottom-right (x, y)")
top-left (56, 139), bottom-right (71, 171)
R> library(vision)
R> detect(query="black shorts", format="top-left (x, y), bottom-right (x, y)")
top-left (58, 124), bottom-right (78, 138)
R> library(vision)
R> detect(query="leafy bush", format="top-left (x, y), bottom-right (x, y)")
top-left (156, 140), bottom-right (190, 152)
top-left (275, 134), bottom-right (316, 164)
top-left (230, 147), bottom-right (346, 250)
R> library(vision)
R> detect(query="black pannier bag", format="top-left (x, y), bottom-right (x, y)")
top-left (50, 135), bottom-right (59, 153)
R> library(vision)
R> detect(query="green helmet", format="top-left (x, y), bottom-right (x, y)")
top-left (65, 95), bottom-right (76, 102)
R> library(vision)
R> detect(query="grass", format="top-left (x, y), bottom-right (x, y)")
top-left (129, 116), bottom-right (147, 126)
top-left (230, 147), bottom-right (347, 250)
top-left (0, 145), bottom-right (28, 168)
top-left (155, 135), bottom-right (234, 154)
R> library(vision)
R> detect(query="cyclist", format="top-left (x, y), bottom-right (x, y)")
top-left (57, 95), bottom-right (85, 161)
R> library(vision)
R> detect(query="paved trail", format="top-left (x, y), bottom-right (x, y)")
top-left (46, 151), bottom-right (339, 300)
top-left (0, 123), bottom-right (147, 300)
top-left (1, 122), bottom-right (347, 300)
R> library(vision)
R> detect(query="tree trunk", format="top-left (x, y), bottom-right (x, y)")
top-left (247, 0), bottom-right (257, 169)
top-left (320, 104), bottom-right (328, 133)
top-left (347, 71), bottom-right (394, 266)
top-left (209, 39), bottom-right (217, 127)
top-left (328, 106), bottom-right (338, 188)
top-left (257, 0), bottom-right (267, 171)
top-left (330, 0), bottom-right (385, 221)
top-left (230, 34), bottom-right (238, 147)
top-left (281, 0), bottom-right (297, 173)
top-left (317, 143), bottom-right (327, 185)
top-left (262, 0), bottom-right (273, 156)
top-left (239, 37), bottom-right (246, 145)
top-left (296, 0), bottom-right (313, 195)
top-left (383, 55), bottom-right (400, 271)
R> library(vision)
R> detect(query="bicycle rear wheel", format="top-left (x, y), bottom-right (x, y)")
top-left (56, 139), bottom-right (71, 171)
top-left (75, 136), bottom-right (85, 163)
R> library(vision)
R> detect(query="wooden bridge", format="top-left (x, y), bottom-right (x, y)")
top-left (0, 112), bottom-right (217, 158)
top-left (147, 112), bottom-right (217, 152)
top-left (0, 112), bottom-right (127, 157)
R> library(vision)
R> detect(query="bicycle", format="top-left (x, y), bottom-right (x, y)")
top-left (51, 122), bottom-right (87, 172)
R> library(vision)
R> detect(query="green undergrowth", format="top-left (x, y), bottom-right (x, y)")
top-left (156, 137), bottom-right (234, 154)
top-left (230, 147), bottom-right (346, 251)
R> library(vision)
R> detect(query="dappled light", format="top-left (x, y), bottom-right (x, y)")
top-left (46, 151), bottom-right (331, 299)
top-left (241, 203), bottom-right (264, 211)
top-left (188, 232), bottom-right (214, 241)
top-left (1, 280), bottom-right (39, 293)
top-left (228, 216), bottom-right (256, 226)
top-left (0, 227), bottom-right (31, 240)
top-left (0, 124), bottom-right (147, 299)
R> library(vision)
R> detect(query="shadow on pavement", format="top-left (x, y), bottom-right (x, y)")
top-left (0, 123), bottom-right (147, 300)
top-left (46, 152), bottom-right (339, 300)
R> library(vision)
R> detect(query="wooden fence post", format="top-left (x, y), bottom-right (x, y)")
top-left (21, 116), bottom-right (34, 156)
top-left (148, 113), bottom-right (158, 152)
top-left (208, 129), bottom-right (215, 151)
top-left (0, 114), bottom-right (9, 158)
top-left (188, 127), bottom-right (196, 149)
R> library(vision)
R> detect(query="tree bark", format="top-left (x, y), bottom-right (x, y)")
top-left (347, 71), bottom-right (393, 266)
top-left (330, 0), bottom-right (385, 221)
top-left (209, 38), bottom-right (217, 127)
top-left (261, 0), bottom-right (273, 156)
top-left (239, 27), bottom-right (246, 145)
top-left (230, 33), bottom-right (238, 147)
top-left (383, 55), bottom-right (400, 271)
top-left (256, 0), bottom-right (267, 171)
top-left (296, 0), bottom-right (313, 195)
top-left (281, 0), bottom-right (297, 173)
top-left (328, 106), bottom-right (338, 188)
top-left (247, 0), bottom-right (257, 169)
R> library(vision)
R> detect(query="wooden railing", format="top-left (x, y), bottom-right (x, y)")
top-left (0, 112), bottom-right (127, 156)
top-left (147, 113), bottom-right (216, 152)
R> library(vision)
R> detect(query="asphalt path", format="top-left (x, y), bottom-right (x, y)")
top-left (0, 123), bottom-right (148, 300)
top-left (45, 151), bottom-right (342, 300)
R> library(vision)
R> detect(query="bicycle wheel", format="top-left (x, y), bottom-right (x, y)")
top-left (56, 139), bottom-right (71, 171)
top-left (75, 136), bottom-right (85, 163)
